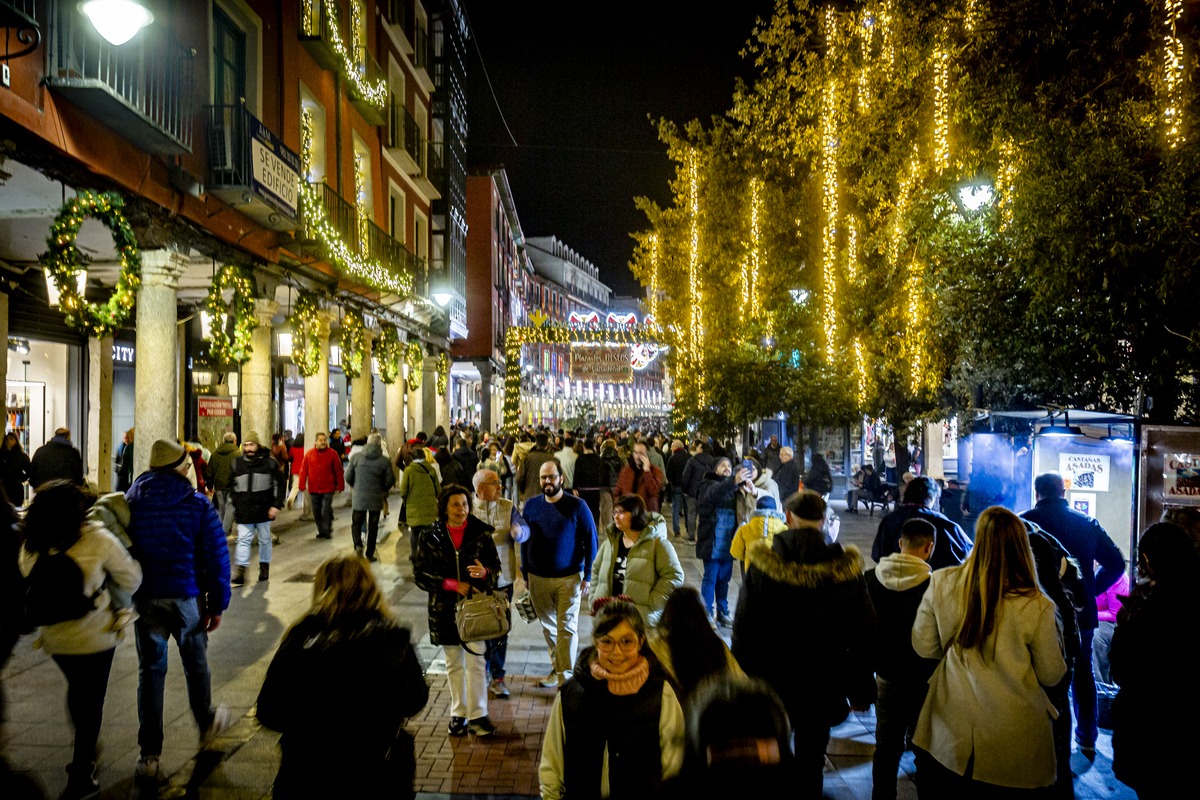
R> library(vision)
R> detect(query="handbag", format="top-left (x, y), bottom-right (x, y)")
top-left (455, 589), bottom-right (511, 644)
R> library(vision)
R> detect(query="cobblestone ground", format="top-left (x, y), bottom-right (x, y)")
top-left (1, 496), bottom-right (1135, 799)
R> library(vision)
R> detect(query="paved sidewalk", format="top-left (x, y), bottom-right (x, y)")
top-left (0, 497), bottom-right (1135, 798)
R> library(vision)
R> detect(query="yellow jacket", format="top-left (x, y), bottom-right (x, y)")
top-left (730, 510), bottom-right (788, 564)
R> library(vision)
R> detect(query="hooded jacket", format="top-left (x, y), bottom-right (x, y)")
top-left (589, 512), bottom-right (685, 626)
top-left (731, 529), bottom-right (877, 728)
top-left (230, 451), bottom-right (286, 524)
top-left (680, 452), bottom-right (715, 498)
top-left (346, 443), bottom-right (397, 511)
top-left (735, 469), bottom-right (781, 527)
top-left (85, 492), bottom-right (133, 548)
top-left (664, 448), bottom-right (690, 488)
top-left (866, 553), bottom-right (938, 685)
top-left (873, 505), bottom-right (973, 571)
top-left (125, 468), bottom-right (232, 611)
top-left (410, 515), bottom-right (501, 646)
top-left (204, 442), bottom-right (240, 492)
top-left (28, 435), bottom-right (83, 488)
top-left (399, 458), bottom-right (441, 527)
top-left (299, 446), bottom-right (346, 495)
top-left (730, 508), bottom-right (787, 565)
top-left (694, 472), bottom-right (739, 560)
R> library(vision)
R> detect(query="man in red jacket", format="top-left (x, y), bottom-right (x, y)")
top-left (614, 441), bottom-right (665, 512)
top-left (297, 432), bottom-right (345, 539)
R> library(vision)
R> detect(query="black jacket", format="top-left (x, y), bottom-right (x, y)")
top-left (257, 611), bottom-right (429, 798)
top-left (680, 452), bottom-right (715, 498)
top-left (28, 436), bottom-right (83, 489)
top-left (732, 528), bottom-right (877, 728)
top-left (1021, 498), bottom-right (1125, 630)
top-left (695, 473), bottom-right (739, 560)
top-left (872, 505), bottom-right (973, 571)
top-left (574, 452), bottom-right (606, 489)
top-left (866, 557), bottom-right (938, 685)
top-left (1025, 522), bottom-right (1084, 663)
top-left (0, 448), bottom-right (29, 503)
top-left (452, 445), bottom-right (480, 483)
top-left (665, 449), bottom-right (690, 488)
top-left (230, 452), bottom-right (286, 524)
top-left (775, 459), bottom-right (801, 501)
top-left (410, 515), bottom-right (501, 646)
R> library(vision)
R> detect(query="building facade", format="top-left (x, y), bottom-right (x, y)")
top-left (0, 0), bottom-right (459, 486)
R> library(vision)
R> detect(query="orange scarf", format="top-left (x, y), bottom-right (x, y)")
top-left (590, 655), bottom-right (650, 696)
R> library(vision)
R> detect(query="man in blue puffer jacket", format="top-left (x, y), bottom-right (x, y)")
top-left (695, 458), bottom-right (744, 627)
top-left (125, 439), bottom-right (232, 783)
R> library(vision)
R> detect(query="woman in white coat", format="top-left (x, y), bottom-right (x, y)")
top-left (911, 505), bottom-right (1067, 798)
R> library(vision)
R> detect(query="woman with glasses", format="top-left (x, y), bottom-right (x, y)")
top-left (590, 494), bottom-right (684, 626)
top-left (538, 597), bottom-right (685, 799)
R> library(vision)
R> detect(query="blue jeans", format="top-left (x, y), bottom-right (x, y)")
top-left (235, 521), bottom-right (273, 566)
top-left (671, 486), bottom-right (687, 535)
top-left (1073, 627), bottom-right (1098, 745)
top-left (700, 557), bottom-right (734, 616)
top-left (484, 584), bottom-right (515, 680)
top-left (134, 597), bottom-right (214, 756)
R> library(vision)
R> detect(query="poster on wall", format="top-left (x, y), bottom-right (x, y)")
top-left (196, 397), bottom-right (234, 455)
top-left (1163, 453), bottom-right (1200, 501)
top-left (1070, 492), bottom-right (1098, 518)
top-left (1059, 453), bottom-right (1111, 492)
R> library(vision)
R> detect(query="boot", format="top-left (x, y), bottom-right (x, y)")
top-left (232, 565), bottom-right (247, 586)
top-left (258, 563), bottom-right (270, 582)
top-left (62, 762), bottom-right (99, 800)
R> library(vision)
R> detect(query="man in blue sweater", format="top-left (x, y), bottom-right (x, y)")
top-left (125, 439), bottom-right (232, 783)
top-left (521, 458), bottom-right (598, 688)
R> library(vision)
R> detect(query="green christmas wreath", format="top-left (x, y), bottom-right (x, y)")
top-left (377, 324), bottom-right (402, 385)
top-left (406, 340), bottom-right (424, 392)
top-left (437, 351), bottom-right (450, 396)
top-left (289, 292), bottom-right (324, 378)
top-left (203, 264), bottom-right (259, 365)
top-left (43, 191), bottom-right (141, 338)
top-left (340, 309), bottom-right (366, 379)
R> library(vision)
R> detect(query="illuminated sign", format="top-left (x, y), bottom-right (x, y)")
top-left (112, 344), bottom-right (135, 364)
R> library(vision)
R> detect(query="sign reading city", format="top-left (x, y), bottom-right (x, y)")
top-left (250, 115), bottom-right (301, 220)
top-left (1163, 453), bottom-right (1200, 499)
top-left (570, 345), bottom-right (633, 383)
top-left (1059, 453), bottom-right (1111, 492)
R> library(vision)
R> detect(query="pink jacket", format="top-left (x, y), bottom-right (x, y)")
top-left (1096, 571), bottom-right (1130, 624)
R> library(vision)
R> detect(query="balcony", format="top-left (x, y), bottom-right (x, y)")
top-left (301, 181), bottom-right (359, 255)
top-left (299, 0), bottom-right (340, 72)
top-left (384, 0), bottom-right (412, 55)
top-left (387, 97), bottom-right (423, 175)
top-left (414, 26), bottom-right (433, 93)
top-left (0, 0), bottom-right (39, 61)
top-left (349, 46), bottom-right (386, 126)
top-left (415, 139), bottom-right (442, 200)
top-left (205, 105), bottom-right (301, 232)
top-left (45, 2), bottom-right (194, 154)
top-left (364, 219), bottom-right (424, 297)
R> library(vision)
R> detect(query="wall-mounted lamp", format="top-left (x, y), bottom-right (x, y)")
top-left (79, 0), bottom-right (154, 46)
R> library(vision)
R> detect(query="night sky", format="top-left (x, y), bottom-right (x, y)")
top-left (462, 1), bottom-right (778, 297)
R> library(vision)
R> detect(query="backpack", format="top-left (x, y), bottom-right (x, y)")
top-left (25, 551), bottom-right (102, 626)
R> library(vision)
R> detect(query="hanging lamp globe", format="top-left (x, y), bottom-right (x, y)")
top-left (79, 0), bottom-right (154, 46)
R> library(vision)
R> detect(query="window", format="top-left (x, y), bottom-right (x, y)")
top-left (299, 84), bottom-right (327, 183)
top-left (213, 7), bottom-right (246, 106)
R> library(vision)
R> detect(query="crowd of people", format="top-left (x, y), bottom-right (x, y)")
top-left (3, 419), bottom-right (1198, 800)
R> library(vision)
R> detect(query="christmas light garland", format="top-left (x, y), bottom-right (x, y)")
top-left (965, 0), bottom-right (977, 33)
top-left (933, 26), bottom-right (950, 173)
top-left (859, 10), bottom-right (874, 112)
top-left (289, 292), bottom-right (324, 378)
top-left (354, 150), bottom-right (369, 255)
top-left (406, 340), bottom-right (424, 392)
top-left (648, 233), bottom-right (659, 322)
top-left (376, 324), bottom-right (402, 384)
top-left (1163, 0), bottom-right (1186, 148)
top-left (749, 177), bottom-right (762, 319)
top-left (340, 308), bottom-right (366, 378)
top-left (997, 138), bottom-right (1017, 230)
top-left (687, 150), bottom-right (703, 401)
top-left (854, 336), bottom-right (867, 407)
top-left (436, 351), bottom-right (450, 396)
top-left (203, 263), bottom-right (258, 364)
top-left (320, 0), bottom-right (386, 108)
top-left (43, 191), bottom-right (141, 339)
top-left (881, 0), bottom-right (895, 80)
top-left (907, 260), bottom-right (924, 394)
top-left (822, 6), bottom-right (840, 363)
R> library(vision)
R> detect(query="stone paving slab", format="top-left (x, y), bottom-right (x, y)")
top-left (0, 496), bottom-right (1136, 799)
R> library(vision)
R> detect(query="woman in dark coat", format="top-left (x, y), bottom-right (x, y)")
top-left (1109, 523), bottom-right (1200, 799)
top-left (257, 555), bottom-right (429, 798)
top-left (0, 433), bottom-right (29, 505)
top-left (802, 452), bottom-right (834, 497)
top-left (411, 485), bottom-right (502, 737)
top-left (436, 447), bottom-right (465, 492)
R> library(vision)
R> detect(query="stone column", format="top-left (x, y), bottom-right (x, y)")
top-left (133, 250), bottom-right (187, 478)
top-left (421, 354), bottom-right (438, 435)
top-left (241, 298), bottom-right (279, 442)
top-left (350, 331), bottom-right (374, 440)
top-left (86, 337), bottom-right (114, 491)
top-left (924, 421), bottom-right (945, 480)
top-left (177, 319), bottom-right (188, 441)
top-left (0, 292), bottom-right (7, 436)
top-left (303, 310), bottom-right (335, 440)
top-left (386, 375), bottom-right (405, 453)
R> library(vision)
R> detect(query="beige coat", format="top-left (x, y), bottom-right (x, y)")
top-left (471, 495), bottom-right (528, 588)
top-left (911, 566), bottom-right (1067, 789)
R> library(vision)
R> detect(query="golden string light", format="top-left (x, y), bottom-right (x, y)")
top-left (688, 150), bottom-right (703, 402)
top-left (965, 0), bottom-right (977, 32)
top-left (997, 138), bottom-right (1017, 230)
top-left (354, 150), bottom-right (369, 254)
top-left (881, 0), bottom-right (895, 80)
top-left (301, 108), bottom-right (315, 180)
top-left (859, 10), bottom-right (875, 112)
top-left (749, 177), bottom-right (762, 319)
top-left (822, 5), bottom-right (840, 363)
top-left (1164, 0), bottom-right (1186, 148)
top-left (648, 233), bottom-right (659, 321)
top-left (854, 336), bottom-right (867, 407)
top-left (847, 216), bottom-right (858, 282)
top-left (740, 254), bottom-right (751, 317)
top-left (907, 260), bottom-right (924, 394)
top-left (889, 147), bottom-right (919, 267)
top-left (933, 25), bottom-right (950, 173)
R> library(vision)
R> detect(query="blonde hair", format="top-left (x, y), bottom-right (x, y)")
top-left (308, 555), bottom-right (392, 621)
top-left (955, 506), bottom-right (1041, 656)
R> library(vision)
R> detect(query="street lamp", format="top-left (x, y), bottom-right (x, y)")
top-left (79, 0), bottom-right (154, 46)
top-left (958, 183), bottom-right (994, 212)
top-left (429, 275), bottom-right (454, 308)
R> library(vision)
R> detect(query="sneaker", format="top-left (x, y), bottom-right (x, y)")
top-left (538, 673), bottom-right (559, 689)
top-left (62, 764), bottom-right (99, 800)
top-left (448, 716), bottom-right (467, 737)
top-left (354, 546), bottom-right (365, 559)
top-left (716, 611), bottom-right (734, 628)
top-left (467, 716), bottom-right (497, 736)
top-left (489, 678), bottom-right (511, 698)
top-left (316, 532), bottom-right (332, 540)
top-left (201, 704), bottom-right (234, 746)
top-left (366, 553), bottom-right (378, 563)
top-left (135, 755), bottom-right (160, 781)
top-left (231, 565), bottom-right (247, 586)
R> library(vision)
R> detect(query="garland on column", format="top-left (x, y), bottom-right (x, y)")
top-left (203, 264), bottom-right (259, 365)
top-left (340, 308), bottom-right (366, 378)
top-left (43, 190), bottom-right (142, 339)
top-left (436, 352), bottom-right (450, 396)
top-left (376, 324), bottom-right (403, 384)
top-left (290, 292), bottom-right (324, 378)
top-left (406, 340), bottom-right (424, 392)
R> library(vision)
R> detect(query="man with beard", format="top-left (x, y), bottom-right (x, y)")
top-left (521, 459), bottom-right (598, 689)
top-left (229, 432), bottom-right (285, 585)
